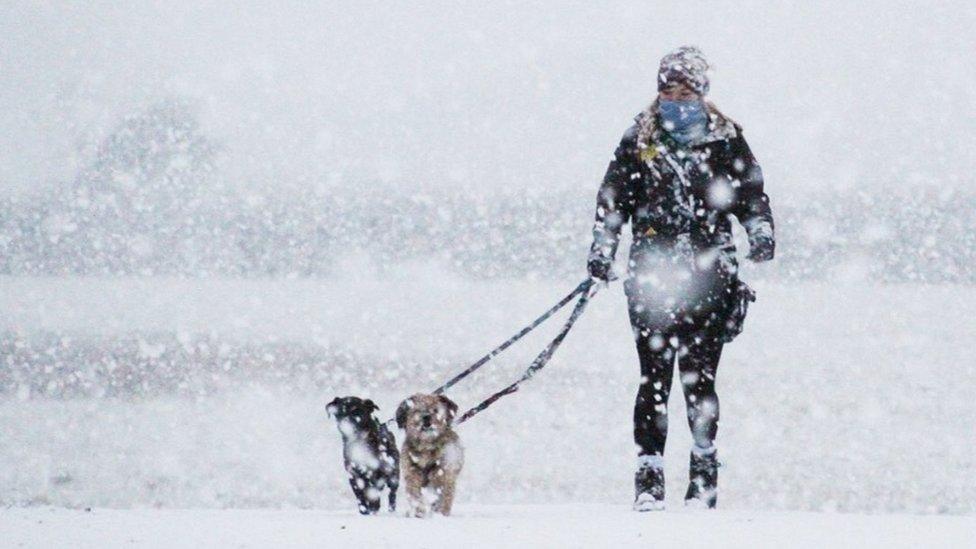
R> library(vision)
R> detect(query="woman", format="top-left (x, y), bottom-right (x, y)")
top-left (587, 46), bottom-right (775, 510)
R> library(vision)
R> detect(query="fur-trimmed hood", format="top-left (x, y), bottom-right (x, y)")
top-left (635, 99), bottom-right (740, 149)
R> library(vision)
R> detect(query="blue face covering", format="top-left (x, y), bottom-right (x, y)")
top-left (658, 99), bottom-right (708, 145)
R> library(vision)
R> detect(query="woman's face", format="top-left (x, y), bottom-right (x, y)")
top-left (659, 83), bottom-right (700, 102)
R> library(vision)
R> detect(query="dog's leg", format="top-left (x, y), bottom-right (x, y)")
top-left (433, 441), bottom-right (463, 516)
top-left (350, 476), bottom-right (382, 515)
top-left (431, 471), bottom-right (458, 516)
top-left (441, 480), bottom-right (456, 516)
top-left (367, 478), bottom-right (385, 514)
top-left (349, 476), bottom-right (375, 515)
top-left (387, 476), bottom-right (398, 512)
top-left (386, 452), bottom-right (400, 513)
top-left (403, 464), bottom-right (428, 517)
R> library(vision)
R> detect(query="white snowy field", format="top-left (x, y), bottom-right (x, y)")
top-left (1, 266), bottom-right (974, 517)
top-left (2, 505), bottom-right (973, 549)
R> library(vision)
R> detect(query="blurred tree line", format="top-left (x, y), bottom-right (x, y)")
top-left (1, 99), bottom-right (974, 283)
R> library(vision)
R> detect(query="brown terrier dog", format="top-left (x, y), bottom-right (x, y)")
top-left (396, 393), bottom-right (464, 517)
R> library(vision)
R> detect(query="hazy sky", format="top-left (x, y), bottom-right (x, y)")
top-left (2, 1), bottom-right (974, 198)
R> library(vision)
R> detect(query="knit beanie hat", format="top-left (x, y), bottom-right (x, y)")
top-left (657, 46), bottom-right (710, 96)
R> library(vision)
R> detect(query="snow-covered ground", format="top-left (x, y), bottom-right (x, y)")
top-left (1, 266), bottom-right (974, 516)
top-left (3, 505), bottom-right (973, 548)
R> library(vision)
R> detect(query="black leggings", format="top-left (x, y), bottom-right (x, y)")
top-left (633, 330), bottom-right (723, 457)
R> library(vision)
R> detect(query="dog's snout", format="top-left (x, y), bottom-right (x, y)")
top-left (421, 414), bottom-right (432, 427)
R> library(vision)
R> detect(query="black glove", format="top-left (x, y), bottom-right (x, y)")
top-left (747, 234), bottom-right (775, 262)
top-left (587, 256), bottom-right (613, 281)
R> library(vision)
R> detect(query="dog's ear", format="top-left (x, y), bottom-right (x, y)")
top-left (438, 395), bottom-right (459, 421)
top-left (326, 397), bottom-right (341, 418)
top-left (364, 399), bottom-right (379, 415)
top-left (395, 398), bottom-right (412, 429)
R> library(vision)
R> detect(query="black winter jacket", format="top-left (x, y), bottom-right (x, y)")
top-left (589, 101), bottom-right (774, 334)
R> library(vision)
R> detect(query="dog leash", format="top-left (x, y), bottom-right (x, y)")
top-left (453, 279), bottom-right (602, 425)
top-left (431, 278), bottom-right (595, 395)
top-left (379, 278), bottom-right (602, 430)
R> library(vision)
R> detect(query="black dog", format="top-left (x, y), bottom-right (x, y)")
top-left (326, 396), bottom-right (400, 514)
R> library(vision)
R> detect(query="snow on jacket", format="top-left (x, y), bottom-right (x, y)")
top-left (589, 100), bottom-right (775, 334)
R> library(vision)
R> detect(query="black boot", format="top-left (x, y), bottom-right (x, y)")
top-left (685, 446), bottom-right (718, 508)
top-left (634, 455), bottom-right (665, 511)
